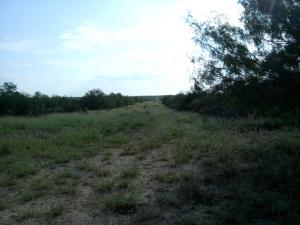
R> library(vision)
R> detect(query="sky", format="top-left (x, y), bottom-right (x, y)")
top-left (0, 0), bottom-right (241, 96)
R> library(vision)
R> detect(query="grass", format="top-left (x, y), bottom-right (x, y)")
top-left (20, 191), bottom-right (44, 202)
top-left (97, 179), bottom-right (115, 192)
top-left (45, 205), bottom-right (64, 219)
top-left (0, 104), bottom-right (155, 185)
top-left (103, 192), bottom-right (139, 214)
top-left (105, 134), bottom-right (129, 146)
top-left (54, 169), bottom-right (79, 184)
top-left (14, 210), bottom-right (36, 222)
top-left (133, 207), bottom-right (160, 223)
top-left (0, 196), bottom-right (6, 210)
top-left (173, 146), bottom-right (193, 164)
top-left (0, 101), bottom-right (299, 225)
top-left (20, 178), bottom-right (51, 202)
top-left (97, 178), bottom-right (133, 193)
top-left (78, 162), bottom-right (110, 177)
top-left (52, 169), bottom-right (79, 196)
top-left (119, 164), bottom-right (138, 179)
top-left (154, 172), bottom-right (178, 183)
top-left (8, 161), bottom-right (37, 178)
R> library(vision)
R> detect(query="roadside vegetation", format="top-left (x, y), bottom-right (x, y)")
top-left (0, 101), bottom-right (299, 225)
top-left (0, 82), bottom-right (143, 116)
top-left (0, 1), bottom-right (299, 224)
top-left (162, 0), bottom-right (300, 120)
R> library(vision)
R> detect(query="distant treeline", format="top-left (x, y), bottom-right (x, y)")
top-left (0, 82), bottom-right (143, 116)
top-left (161, 76), bottom-right (300, 118)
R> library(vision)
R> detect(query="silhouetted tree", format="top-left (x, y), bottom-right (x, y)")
top-left (81, 89), bottom-right (106, 110)
top-left (184, 0), bottom-right (300, 116)
top-left (0, 82), bottom-right (17, 95)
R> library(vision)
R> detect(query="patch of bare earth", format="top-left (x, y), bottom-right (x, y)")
top-left (1, 141), bottom-right (217, 225)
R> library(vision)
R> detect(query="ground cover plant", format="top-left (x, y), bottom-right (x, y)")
top-left (0, 101), bottom-right (299, 225)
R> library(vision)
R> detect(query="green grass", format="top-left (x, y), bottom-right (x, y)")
top-left (20, 191), bottom-right (44, 202)
top-left (173, 118), bottom-right (300, 224)
top-left (14, 209), bottom-right (36, 222)
top-left (45, 205), bottom-right (64, 219)
top-left (103, 192), bottom-right (139, 214)
top-left (105, 134), bottom-right (129, 146)
top-left (97, 179), bottom-right (115, 192)
top-left (0, 103), bottom-right (156, 184)
top-left (97, 178), bottom-right (133, 193)
top-left (8, 161), bottom-right (37, 178)
top-left (119, 164), bottom-right (138, 179)
top-left (55, 181), bottom-right (78, 196)
top-left (154, 172), bottom-right (178, 183)
top-left (20, 177), bottom-right (51, 202)
top-left (0, 101), bottom-right (299, 225)
top-left (0, 196), bottom-right (6, 210)
top-left (78, 162), bottom-right (110, 177)
top-left (133, 207), bottom-right (160, 223)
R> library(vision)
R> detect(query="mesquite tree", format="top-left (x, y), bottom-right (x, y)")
top-left (188, 0), bottom-right (300, 113)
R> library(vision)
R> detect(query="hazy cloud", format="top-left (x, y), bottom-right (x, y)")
top-left (0, 38), bottom-right (37, 52)
top-left (7, 62), bottom-right (33, 68)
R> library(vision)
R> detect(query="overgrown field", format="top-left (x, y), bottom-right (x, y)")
top-left (0, 102), bottom-right (299, 225)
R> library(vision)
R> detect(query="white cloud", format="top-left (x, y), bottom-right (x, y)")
top-left (27, 0), bottom-right (241, 95)
top-left (53, 0), bottom-right (241, 95)
top-left (59, 25), bottom-right (115, 51)
top-left (7, 62), bottom-right (33, 68)
top-left (0, 39), bottom-right (36, 52)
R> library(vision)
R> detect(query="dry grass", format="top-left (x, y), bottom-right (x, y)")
top-left (0, 101), bottom-right (299, 225)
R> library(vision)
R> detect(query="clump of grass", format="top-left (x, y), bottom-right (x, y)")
top-left (0, 143), bottom-right (10, 156)
top-left (20, 191), bottom-right (44, 202)
top-left (120, 146), bottom-right (137, 156)
top-left (114, 178), bottom-right (132, 190)
top-left (20, 177), bottom-right (51, 202)
top-left (173, 147), bottom-right (193, 164)
top-left (54, 169), bottom-right (79, 185)
top-left (31, 177), bottom-right (51, 191)
top-left (45, 205), bottom-right (64, 219)
top-left (180, 170), bottom-right (197, 182)
top-left (0, 176), bottom-right (16, 187)
top-left (97, 178), bottom-right (132, 192)
top-left (155, 191), bottom-right (178, 208)
top-left (136, 153), bottom-right (146, 160)
top-left (78, 162), bottom-right (110, 177)
top-left (9, 161), bottom-right (37, 178)
top-left (103, 192), bottom-right (139, 214)
top-left (105, 134), bottom-right (129, 146)
top-left (0, 196), bottom-right (6, 210)
top-left (102, 150), bottom-right (112, 161)
top-left (54, 169), bottom-right (79, 196)
top-left (56, 182), bottom-right (78, 196)
top-left (155, 172), bottom-right (178, 183)
top-left (133, 207), bottom-right (160, 223)
top-left (138, 137), bottom-right (162, 152)
top-left (97, 179), bottom-right (115, 192)
top-left (120, 164), bottom-right (138, 179)
top-left (14, 209), bottom-right (36, 222)
top-left (176, 171), bottom-right (202, 202)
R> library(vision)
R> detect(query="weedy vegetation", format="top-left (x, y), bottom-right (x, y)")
top-left (0, 101), bottom-right (299, 225)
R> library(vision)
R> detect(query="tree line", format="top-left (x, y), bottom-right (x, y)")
top-left (162, 0), bottom-right (300, 119)
top-left (0, 82), bottom-right (143, 116)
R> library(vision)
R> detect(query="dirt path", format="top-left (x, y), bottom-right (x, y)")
top-left (0, 102), bottom-right (217, 225)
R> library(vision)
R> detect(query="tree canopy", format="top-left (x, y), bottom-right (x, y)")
top-left (0, 83), bottom-right (142, 116)
top-left (184, 0), bottom-right (300, 116)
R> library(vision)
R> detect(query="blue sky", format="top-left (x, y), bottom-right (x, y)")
top-left (0, 0), bottom-right (241, 96)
